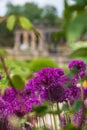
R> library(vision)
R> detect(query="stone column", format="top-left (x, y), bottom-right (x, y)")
top-left (38, 30), bottom-right (48, 56)
top-left (38, 33), bottom-right (44, 51)
top-left (30, 31), bottom-right (38, 56)
top-left (14, 31), bottom-right (21, 51)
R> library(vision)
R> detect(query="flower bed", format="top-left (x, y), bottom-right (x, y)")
top-left (0, 59), bottom-right (87, 130)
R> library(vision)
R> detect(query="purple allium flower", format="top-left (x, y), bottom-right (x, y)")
top-left (0, 97), bottom-right (13, 119)
top-left (68, 60), bottom-right (86, 79)
top-left (65, 89), bottom-right (87, 127)
top-left (25, 68), bottom-right (65, 103)
top-left (2, 87), bottom-right (27, 117)
top-left (11, 96), bottom-right (26, 117)
top-left (59, 75), bottom-right (73, 87)
top-left (25, 77), bottom-right (40, 95)
top-left (3, 87), bottom-right (17, 103)
top-left (25, 96), bottom-right (41, 112)
top-left (2, 86), bottom-right (42, 117)
top-left (40, 82), bottom-right (66, 102)
top-left (37, 68), bottom-right (64, 84)
top-left (25, 68), bottom-right (64, 91)
top-left (72, 109), bottom-right (83, 127)
top-left (65, 85), bottom-right (81, 104)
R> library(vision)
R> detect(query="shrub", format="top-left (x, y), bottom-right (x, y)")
top-left (29, 58), bottom-right (58, 72)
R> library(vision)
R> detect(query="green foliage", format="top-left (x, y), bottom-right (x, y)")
top-left (64, 124), bottom-right (77, 130)
top-left (53, 0), bottom-right (87, 46)
top-left (10, 74), bottom-right (25, 90)
top-left (19, 16), bottom-right (33, 30)
top-left (34, 128), bottom-right (46, 130)
top-left (70, 41), bottom-right (87, 50)
top-left (23, 2), bottom-right (42, 22)
top-left (0, 49), bottom-right (8, 57)
top-left (6, 15), bottom-right (16, 31)
top-left (7, 59), bottom-right (31, 80)
top-left (70, 48), bottom-right (87, 58)
top-left (0, 73), bottom-right (8, 89)
top-left (64, 0), bottom-right (71, 22)
top-left (0, 21), bottom-right (14, 47)
top-left (6, 2), bottom-right (58, 26)
top-left (6, 15), bottom-right (33, 31)
top-left (33, 105), bottom-right (50, 116)
top-left (41, 5), bottom-right (57, 25)
top-left (61, 66), bottom-right (69, 74)
top-left (51, 31), bottom-right (65, 40)
top-left (66, 13), bottom-right (87, 42)
top-left (72, 0), bottom-right (86, 5)
top-left (73, 100), bottom-right (83, 112)
top-left (29, 58), bottom-right (58, 72)
top-left (0, 58), bottom-right (31, 91)
top-left (62, 104), bottom-right (69, 111)
top-left (6, 3), bottom-right (24, 16)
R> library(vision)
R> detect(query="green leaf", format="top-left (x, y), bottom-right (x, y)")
top-left (34, 128), bottom-right (45, 130)
top-left (84, 108), bottom-right (87, 116)
top-left (10, 74), bottom-right (25, 90)
top-left (70, 48), bottom-right (87, 58)
top-left (19, 16), bottom-right (33, 30)
top-left (62, 104), bottom-right (69, 111)
top-left (0, 49), bottom-right (8, 57)
top-left (43, 101), bottom-right (53, 106)
top-left (6, 15), bottom-right (16, 31)
top-left (33, 105), bottom-right (50, 116)
top-left (65, 124), bottom-right (77, 130)
top-left (73, 100), bottom-right (83, 112)
top-left (70, 41), bottom-right (87, 50)
top-left (66, 13), bottom-right (87, 42)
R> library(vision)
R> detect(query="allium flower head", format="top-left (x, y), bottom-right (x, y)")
top-left (65, 85), bottom-right (81, 103)
top-left (25, 68), bottom-right (65, 103)
top-left (40, 81), bottom-right (66, 102)
top-left (25, 68), bottom-right (64, 92)
top-left (68, 60), bottom-right (86, 79)
top-left (25, 96), bottom-right (42, 112)
top-left (72, 109), bottom-right (83, 127)
top-left (2, 87), bottom-right (27, 117)
top-left (59, 75), bottom-right (73, 87)
top-left (3, 87), bottom-right (17, 103)
top-left (0, 97), bottom-right (13, 119)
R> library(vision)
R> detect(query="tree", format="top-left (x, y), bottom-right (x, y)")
top-left (6, 3), bottom-right (24, 16)
top-left (41, 5), bottom-right (58, 25)
top-left (6, 2), bottom-right (43, 23)
top-left (23, 2), bottom-right (42, 23)
top-left (6, 2), bottom-right (58, 25)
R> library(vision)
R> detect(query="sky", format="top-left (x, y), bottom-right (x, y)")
top-left (0, 0), bottom-right (64, 16)
top-left (0, 0), bottom-right (75, 17)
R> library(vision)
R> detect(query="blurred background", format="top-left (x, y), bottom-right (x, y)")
top-left (0, 0), bottom-right (87, 69)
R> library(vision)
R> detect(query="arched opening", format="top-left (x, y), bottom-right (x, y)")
top-left (20, 33), bottom-right (23, 44)
top-left (35, 35), bottom-right (39, 49)
top-left (28, 34), bottom-right (32, 47)
top-left (45, 32), bottom-right (50, 43)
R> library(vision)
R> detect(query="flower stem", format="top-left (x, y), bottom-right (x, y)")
top-left (0, 54), bottom-right (15, 88)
